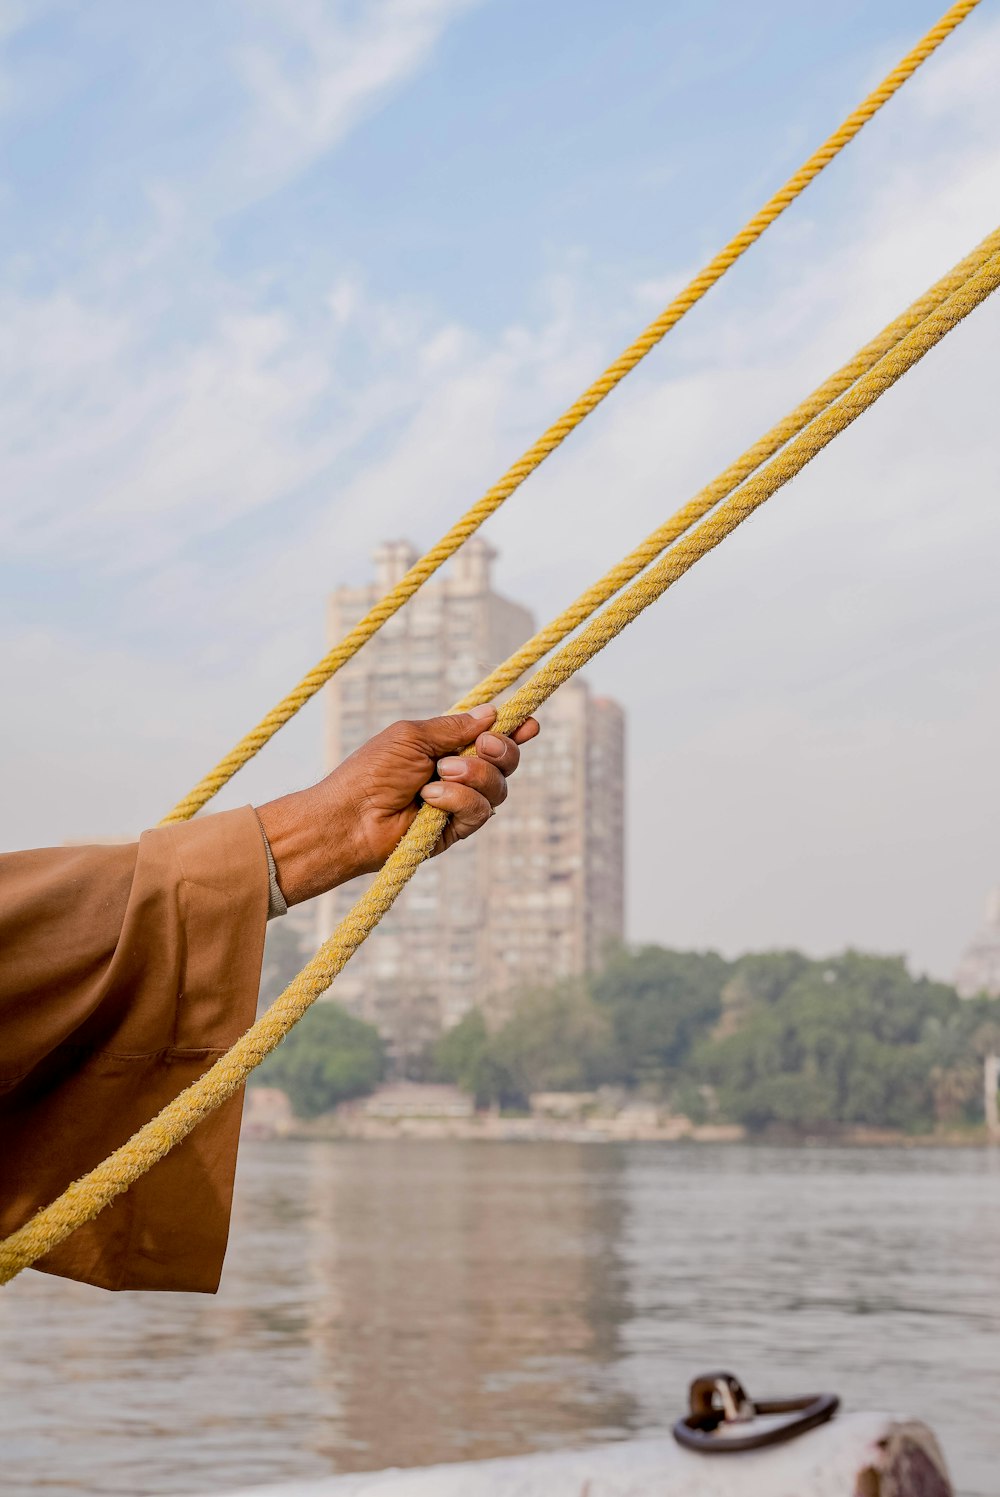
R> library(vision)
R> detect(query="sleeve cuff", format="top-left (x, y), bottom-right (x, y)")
top-left (254, 812), bottom-right (288, 920)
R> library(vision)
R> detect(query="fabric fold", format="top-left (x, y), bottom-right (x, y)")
top-left (0, 806), bottom-right (269, 1292)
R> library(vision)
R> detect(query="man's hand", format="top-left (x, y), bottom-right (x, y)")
top-left (256, 706), bottom-right (540, 906)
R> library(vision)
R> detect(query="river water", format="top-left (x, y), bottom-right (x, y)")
top-left (1, 1141), bottom-right (999, 1497)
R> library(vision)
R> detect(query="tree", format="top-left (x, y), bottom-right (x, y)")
top-left (592, 945), bottom-right (730, 1088)
top-left (430, 984), bottom-right (616, 1109)
top-left (699, 952), bottom-right (962, 1132)
top-left (428, 1009), bottom-right (522, 1108)
top-left (427, 943), bottom-right (1000, 1135)
top-left (489, 981), bottom-right (615, 1099)
top-left (715, 951), bottom-right (811, 1038)
top-left (254, 1001), bottom-right (386, 1118)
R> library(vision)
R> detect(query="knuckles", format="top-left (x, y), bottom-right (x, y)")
top-left (465, 796), bottom-right (494, 832)
top-left (448, 787), bottom-right (493, 835)
top-left (391, 718), bottom-right (422, 741)
top-left (486, 769), bottom-right (508, 805)
top-left (382, 719), bottom-right (425, 755)
top-left (477, 734), bottom-right (518, 773)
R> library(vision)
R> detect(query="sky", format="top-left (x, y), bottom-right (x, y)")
top-left (1, 0), bottom-right (998, 978)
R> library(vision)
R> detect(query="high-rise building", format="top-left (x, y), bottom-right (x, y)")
top-left (955, 886), bottom-right (1000, 999)
top-left (318, 538), bottom-right (625, 1060)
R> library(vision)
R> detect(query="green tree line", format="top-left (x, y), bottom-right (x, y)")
top-left (253, 934), bottom-right (1000, 1133)
top-left (253, 923), bottom-right (387, 1117)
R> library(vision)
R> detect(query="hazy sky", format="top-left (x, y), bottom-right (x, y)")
top-left (2, 0), bottom-right (998, 978)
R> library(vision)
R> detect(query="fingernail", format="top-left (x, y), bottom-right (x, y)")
top-left (437, 756), bottom-right (466, 777)
top-left (468, 704), bottom-right (496, 721)
top-left (421, 783), bottom-right (444, 800)
top-left (480, 732), bottom-right (504, 757)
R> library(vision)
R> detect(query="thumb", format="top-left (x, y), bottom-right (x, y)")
top-left (412, 706), bottom-right (497, 756)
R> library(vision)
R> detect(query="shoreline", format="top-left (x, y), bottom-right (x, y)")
top-left (244, 1113), bottom-right (995, 1148)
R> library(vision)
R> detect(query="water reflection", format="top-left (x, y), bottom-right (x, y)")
top-left (0, 1142), bottom-right (999, 1497)
top-left (289, 1141), bottom-right (636, 1468)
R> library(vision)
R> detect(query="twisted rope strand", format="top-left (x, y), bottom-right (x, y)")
top-left (159, 0), bottom-right (981, 825)
top-left (490, 253), bottom-right (1000, 730)
top-left (3, 236), bottom-right (997, 1283)
top-left (454, 227), bottom-right (1000, 711)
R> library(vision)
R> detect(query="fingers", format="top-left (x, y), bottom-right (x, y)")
top-left (434, 715), bottom-right (542, 804)
top-left (474, 729), bottom-right (519, 777)
top-left (420, 780), bottom-right (493, 839)
top-left (473, 717), bottom-right (539, 774)
top-left (405, 705), bottom-right (497, 757)
top-left (415, 710), bottom-right (542, 853)
top-left (398, 707), bottom-right (540, 761)
top-left (436, 753), bottom-right (508, 809)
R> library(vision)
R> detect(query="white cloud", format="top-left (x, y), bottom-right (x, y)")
top-left (238, 0), bottom-right (473, 158)
top-left (3, 5), bottom-right (1000, 978)
top-left (193, 0), bottom-right (481, 218)
top-left (0, 297), bottom-right (332, 566)
top-left (0, 0), bottom-right (490, 570)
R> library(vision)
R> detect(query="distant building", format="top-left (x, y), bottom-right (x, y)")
top-left (242, 1087), bottom-right (294, 1138)
top-left (317, 538), bottom-right (625, 1060)
top-left (955, 887), bottom-right (1000, 999)
top-left (359, 1083), bottom-right (474, 1120)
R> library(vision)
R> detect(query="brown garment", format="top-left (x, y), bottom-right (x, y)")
top-left (0, 806), bottom-right (269, 1293)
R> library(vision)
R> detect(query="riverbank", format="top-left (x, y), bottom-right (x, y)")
top-left (271, 1120), bottom-right (995, 1146)
top-left (243, 1086), bottom-right (993, 1147)
top-left (295, 1114), bottom-right (747, 1144)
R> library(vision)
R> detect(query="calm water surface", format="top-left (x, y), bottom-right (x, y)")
top-left (1, 1141), bottom-right (999, 1496)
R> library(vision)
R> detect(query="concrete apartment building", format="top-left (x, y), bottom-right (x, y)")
top-left (318, 538), bottom-right (625, 1059)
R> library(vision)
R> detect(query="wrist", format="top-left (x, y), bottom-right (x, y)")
top-left (255, 783), bottom-right (357, 905)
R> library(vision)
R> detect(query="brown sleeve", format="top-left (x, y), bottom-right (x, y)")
top-left (0, 806), bottom-right (269, 1293)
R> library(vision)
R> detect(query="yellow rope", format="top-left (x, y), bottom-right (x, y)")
top-left (159, 0), bottom-right (981, 826)
top-left (455, 226), bottom-right (1000, 711)
top-left (3, 233), bottom-right (997, 1284)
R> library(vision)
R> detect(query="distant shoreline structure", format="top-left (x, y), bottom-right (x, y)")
top-left (955, 884), bottom-right (1000, 998)
top-left (243, 1084), bottom-right (994, 1148)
